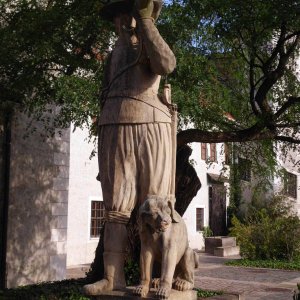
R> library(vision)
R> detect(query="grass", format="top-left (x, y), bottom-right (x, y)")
top-left (0, 278), bottom-right (89, 300)
top-left (225, 259), bottom-right (300, 271)
top-left (195, 288), bottom-right (223, 298)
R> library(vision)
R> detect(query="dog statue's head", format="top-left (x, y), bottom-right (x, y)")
top-left (139, 195), bottom-right (180, 233)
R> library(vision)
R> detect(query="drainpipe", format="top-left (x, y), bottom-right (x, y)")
top-left (0, 111), bottom-right (12, 289)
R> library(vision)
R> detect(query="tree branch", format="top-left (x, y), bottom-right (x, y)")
top-left (275, 122), bottom-right (300, 128)
top-left (177, 126), bottom-right (275, 146)
top-left (275, 136), bottom-right (300, 144)
top-left (255, 34), bottom-right (300, 114)
top-left (249, 56), bottom-right (260, 115)
top-left (284, 31), bottom-right (300, 42)
top-left (274, 96), bottom-right (300, 119)
top-left (263, 23), bottom-right (287, 72)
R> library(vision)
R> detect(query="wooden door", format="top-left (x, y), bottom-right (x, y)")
top-left (209, 183), bottom-right (227, 236)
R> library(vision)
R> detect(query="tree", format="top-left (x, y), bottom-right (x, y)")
top-left (1, 0), bottom-right (299, 146)
top-left (1, 0), bottom-right (300, 282)
top-left (160, 0), bottom-right (300, 149)
top-left (0, 0), bottom-right (112, 131)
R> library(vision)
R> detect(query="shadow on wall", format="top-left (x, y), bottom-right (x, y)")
top-left (5, 111), bottom-right (69, 288)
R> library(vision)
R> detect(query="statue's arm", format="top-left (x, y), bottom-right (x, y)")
top-left (137, 19), bottom-right (176, 75)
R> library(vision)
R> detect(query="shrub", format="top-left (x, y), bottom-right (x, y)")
top-left (124, 259), bottom-right (140, 286)
top-left (230, 196), bottom-right (300, 261)
top-left (202, 226), bottom-right (213, 238)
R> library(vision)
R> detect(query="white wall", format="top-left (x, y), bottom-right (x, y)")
top-left (67, 126), bottom-right (229, 263)
top-left (275, 148), bottom-right (300, 215)
top-left (183, 143), bottom-right (229, 250)
top-left (67, 124), bottom-right (102, 267)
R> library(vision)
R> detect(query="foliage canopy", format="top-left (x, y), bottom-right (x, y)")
top-left (1, 0), bottom-right (300, 157)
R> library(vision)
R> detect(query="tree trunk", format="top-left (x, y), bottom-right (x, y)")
top-left (86, 144), bottom-right (201, 282)
top-left (175, 145), bottom-right (201, 215)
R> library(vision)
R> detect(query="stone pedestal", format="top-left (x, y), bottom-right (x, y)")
top-left (92, 287), bottom-right (197, 300)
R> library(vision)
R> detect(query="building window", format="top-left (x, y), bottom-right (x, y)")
top-left (196, 208), bottom-right (204, 231)
top-left (239, 157), bottom-right (251, 182)
top-left (224, 143), bottom-right (230, 165)
top-left (201, 143), bottom-right (207, 160)
top-left (283, 171), bottom-right (297, 199)
top-left (210, 143), bottom-right (217, 162)
top-left (90, 200), bottom-right (105, 238)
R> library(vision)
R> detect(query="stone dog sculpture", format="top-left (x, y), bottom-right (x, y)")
top-left (134, 196), bottom-right (198, 299)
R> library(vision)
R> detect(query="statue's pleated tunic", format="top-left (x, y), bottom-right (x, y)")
top-left (98, 19), bottom-right (176, 224)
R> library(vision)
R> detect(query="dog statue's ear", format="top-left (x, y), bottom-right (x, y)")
top-left (138, 198), bottom-right (152, 233)
top-left (167, 196), bottom-right (180, 223)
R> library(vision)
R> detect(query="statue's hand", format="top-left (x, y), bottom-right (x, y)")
top-left (135, 0), bottom-right (154, 20)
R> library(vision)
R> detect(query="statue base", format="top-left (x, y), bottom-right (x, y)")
top-left (91, 286), bottom-right (197, 300)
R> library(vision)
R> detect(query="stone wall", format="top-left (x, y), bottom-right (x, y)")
top-left (5, 111), bottom-right (70, 288)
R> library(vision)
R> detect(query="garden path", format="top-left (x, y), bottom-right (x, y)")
top-left (195, 252), bottom-right (300, 299)
top-left (66, 253), bottom-right (300, 299)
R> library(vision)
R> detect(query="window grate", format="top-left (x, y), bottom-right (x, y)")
top-left (196, 208), bottom-right (204, 231)
top-left (284, 171), bottom-right (297, 199)
top-left (90, 201), bottom-right (105, 238)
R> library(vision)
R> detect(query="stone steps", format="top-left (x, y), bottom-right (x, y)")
top-left (214, 246), bottom-right (240, 257)
top-left (205, 236), bottom-right (240, 257)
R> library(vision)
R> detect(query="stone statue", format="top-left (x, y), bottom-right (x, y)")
top-left (134, 196), bottom-right (198, 299)
top-left (83, 0), bottom-right (177, 296)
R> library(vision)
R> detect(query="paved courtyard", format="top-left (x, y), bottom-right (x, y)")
top-left (67, 252), bottom-right (300, 299)
top-left (195, 253), bottom-right (300, 299)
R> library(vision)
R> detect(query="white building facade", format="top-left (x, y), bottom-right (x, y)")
top-left (66, 125), bottom-right (230, 267)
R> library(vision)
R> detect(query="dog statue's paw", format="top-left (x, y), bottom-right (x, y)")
top-left (156, 286), bottom-right (171, 299)
top-left (173, 278), bottom-right (193, 291)
top-left (133, 284), bottom-right (150, 297)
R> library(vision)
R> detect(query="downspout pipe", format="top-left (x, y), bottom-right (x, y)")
top-left (0, 111), bottom-right (12, 289)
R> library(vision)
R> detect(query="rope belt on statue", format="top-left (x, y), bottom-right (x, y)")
top-left (105, 211), bottom-right (131, 224)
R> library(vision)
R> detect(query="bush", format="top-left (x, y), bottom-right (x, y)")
top-left (124, 259), bottom-right (140, 286)
top-left (202, 226), bottom-right (213, 238)
top-left (230, 196), bottom-right (300, 261)
top-left (225, 259), bottom-right (300, 270)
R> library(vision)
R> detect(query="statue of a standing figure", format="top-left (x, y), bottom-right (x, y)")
top-left (84, 0), bottom-right (176, 295)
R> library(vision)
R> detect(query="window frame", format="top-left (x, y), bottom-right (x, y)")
top-left (283, 171), bottom-right (297, 199)
top-left (210, 143), bottom-right (217, 162)
top-left (201, 143), bottom-right (207, 161)
top-left (238, 157), bottom-right (251, 182)
top-left (196, 206), bottom-right (205, 232)
top-left (224, 143), bottom-right (230, 165)
top-left (89, 197), bottom-right (105, 240)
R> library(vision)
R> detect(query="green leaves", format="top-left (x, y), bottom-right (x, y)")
top-left (0, 0), bottom-right (111, 132)
top-left (0, 0), bottom-right (299, 149)
top-left (230, 196), bottom-right (300, 261)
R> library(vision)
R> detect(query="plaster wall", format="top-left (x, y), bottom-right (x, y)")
top-left (66, 126), bottom-right (229, 264)
top-left (275, 148), bottom-right (300, 215)
top-left (67, 124), bottom-right (101, 267)
top-left (183, 143), bottom-right (229, 250)
top-left (6, 111), bottom-right (70, 288)
top-left (273, 56), bottom-right (300, 214)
